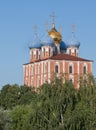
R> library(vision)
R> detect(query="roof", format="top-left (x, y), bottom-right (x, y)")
top-left (23, 53), bottom-right (93, 65)
top-left (50, 53), bottom-right (93, 62)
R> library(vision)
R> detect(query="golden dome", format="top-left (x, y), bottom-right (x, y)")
top-left (48, 27), bottom-right (62, 43)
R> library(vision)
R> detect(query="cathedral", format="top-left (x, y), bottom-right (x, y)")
top-left (23, 16), bottom-right (93, 90)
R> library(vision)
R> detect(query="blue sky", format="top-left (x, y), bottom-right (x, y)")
top-left (0, 0), bottom-right (96, 88)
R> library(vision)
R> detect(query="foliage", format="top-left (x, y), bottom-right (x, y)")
top-left (79, 73), bottom-right (96, 87)
top-left (0, 108), bottom-right (12, 130)
top-left (0, 84), bottom-right (37, 109)
top-left (0, 74), bottom-right (96, 130)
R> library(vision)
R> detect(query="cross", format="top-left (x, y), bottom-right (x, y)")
top-left (45, 21), bottom-right (49, 31)
top-left (59, 27), bottom-right (63, 34)
top-left (72, 24), bottom-right (75, 33)
top-left (50, 12), bottom-right (56, 23)
top-left (33, 25), bottom-right (38, 35)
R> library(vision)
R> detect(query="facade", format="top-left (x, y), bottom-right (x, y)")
top-left (23, 21), bottom-right (93, 90)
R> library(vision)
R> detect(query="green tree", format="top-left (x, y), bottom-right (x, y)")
top-left (0, 108), bottom-right (12, 130)
top-left (1, 75), bottom-right (96, 130)
top-left (18, 85), bottom-right (36, 105)
top-left (0, 84), bottom-right (20, 109)
top-left (0, 84), bottom-right (37, 109)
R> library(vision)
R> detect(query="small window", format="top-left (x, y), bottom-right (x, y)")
top-left (83, 66), bottom-right (86, 74)
top-left (36, 50), bottom-right (38, 59)
top-left (44, 48), bottom-right (45, 57)
top-left (69, 49), bottom-right (71, 55)
top-left (69, 79), bottom-right (73, 83)
top-left (69, 66), bottom-right (72, 74)
top-left (32, 51), bottom-right (33, 59)
top-left (55, 65), bottom-right (58, 73)
top-left (49, 48), bottom-right (51, 56)
top-left (75, 49), bottom-right (76, 56)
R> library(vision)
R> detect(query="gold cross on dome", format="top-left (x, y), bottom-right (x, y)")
top-left (33, 25), bottom-right (38, 35)
top-left (50, 12), bottom-right (56, 23)
top-left (59, 27), bottom-right (63, 34)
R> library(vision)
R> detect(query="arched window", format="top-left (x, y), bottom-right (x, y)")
top-left (55, 65), bottom-right (58, 73)
top-left (44, 48), bottom-right (45, 57)
top-left (36, 50), bottom-right (38, 59)
top-left (69, 65), bottom-right (72, 74)
top-left (32, 51), bottom-right (33, 59)
top-left (49, 48), bottom-right (51, 56)
top-left (69, 79), bottom-right (73, 83)
top-left (69, 49), bottom-right (71, 55)
top-left (75, 49), bottom-right (77, 56)
top-left (83, 66), bottom-right (86, 74)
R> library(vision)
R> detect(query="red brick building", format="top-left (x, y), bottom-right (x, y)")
top-left (23, 21), bottom-right (93, 90)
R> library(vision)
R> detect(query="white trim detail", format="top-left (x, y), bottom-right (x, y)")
top-left (48, 60), bottom-right (50, 83)
top-left (78, 61), bottom-right (80, 89)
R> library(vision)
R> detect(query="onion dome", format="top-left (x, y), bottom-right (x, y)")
top-left (29, 34), bottom-right (41, 49)
top-left (48, 23), bottom-right (62, 43)
top-left (60, 41), bottom-right (67, 50)
top-left (67, 25), bottom-right (80, 48)
top-left (41, 31), bottom-right (54, 46)
top-left (67, 35), bottom-right (80, 48)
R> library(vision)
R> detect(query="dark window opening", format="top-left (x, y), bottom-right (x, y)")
top-left (75, 49), bottom-right (76, 56)
top-left (36, 50), bottom-right (38, 59)
top-left (49, 48), bottom-right (51, 56)
top-left (44, 48), bottom-right (45, 57)
top-left (55, 65), bottom-right (58, 73)
top-left (69, 66), bottom-right (72, 74)
top-left (69, 79), bottom-right (73, 83)
top-left (69, 49), bottom-right (71, 55)
top-left (83, 66), bottom-right (86, 74)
